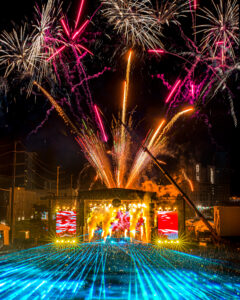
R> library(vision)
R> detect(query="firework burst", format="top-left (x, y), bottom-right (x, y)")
top-left (0, 23), bottom-right (37, 77)
top-left (101, 0), bottom-right (162, 49)
top-left (197, 0), bottom-right (239, 60)
top-left (30, 0), bottom-right (62, 80)
top-left (47, 0), bottom-right (94, 61)
top-left (155, 0), bottom-right (188, 26)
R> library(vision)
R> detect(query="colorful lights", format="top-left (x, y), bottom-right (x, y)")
top-left (87, 202), bottom-right (148, 242)
top-left (93, 104), bottom-right (108, 142)
top-left (180, 107), bottom-right (194, 114)
top-left (55, 239), bottom-right (77, 244)
top-left (158, 211), bottom-right (178, 240)
top-left (157, 239), bottom-right (180, 244)
top-left (47, 0), bottom-right (92, 61)
top-left (191, 83), bottom-right (195, 97)
top-left (56, 210), bottom-right (77, 237)
top-left (148, 49), bottom-right (165, 54)
top-left (165, 79), bottom-right (181, 103)
top-left (0, 243), bottom-right (240, 299)
top-left (75, 0), bottom-right (85, 29)
top-left (193, 0), bottom-right (197, 10)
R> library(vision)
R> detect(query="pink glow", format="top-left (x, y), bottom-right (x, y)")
top-left (56, 211), bottom-right (76, 236)
top-left (47, 45), bottom-right (66, 61)
top-left (148, 49), bottom-right (165, 54)
top-left (75, 0), bottom-right (85, 29)
top-left (191, 83), bottom-right (195, 97)
top-left (76, 44), bottom-right (93, 55)
top-left (165, 80), bottom-right (181, 103)
top-left (47, 2), bottom-right (92, 61)
top-left (216, 41), bottom-right (224, 45)
top-left (72, 20), bottom-right (89, 40)
top-left (60, 18), bottom-right (70, 37)
top-left (94, 105), bottom-right (108, 142)
top-left (193, 0), bottom-right (197, 10)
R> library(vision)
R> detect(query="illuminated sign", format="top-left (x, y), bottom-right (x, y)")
top-left (56, 211), bottom-right (76, 236)
top-left (210, 167), bottom-right (214, 184)
top-left (196, 164), bottom-right (200, 181)
top-left (158, 211), bottom-right (178, 240)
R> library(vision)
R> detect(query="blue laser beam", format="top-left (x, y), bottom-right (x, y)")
top-left (0, 241), bottom-right (239, 299)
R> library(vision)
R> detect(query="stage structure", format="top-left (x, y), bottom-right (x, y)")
top-left (47, 188), bottom-right (185, 243)
top-left (77, 189), bottom-right (156, 243)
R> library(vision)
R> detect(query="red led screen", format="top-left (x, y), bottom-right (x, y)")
top-left (56, 211), bottom-right (76, 236)
top-left (158, 211), bottom-right (178, 239)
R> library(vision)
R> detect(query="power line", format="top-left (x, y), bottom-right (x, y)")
top-left (0, 151), bottom-right (13, 157)
top-left (0, 143), bottom-right (11, 148)
top-left (25, 152), bottom-right (65, 175)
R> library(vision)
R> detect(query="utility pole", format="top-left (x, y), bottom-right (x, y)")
top-left (10, 141), bottom-right (17, 244)
top-left (56, 166), bottom-right (60, 197)
top-left (70, 174), bottom-right (73, 196)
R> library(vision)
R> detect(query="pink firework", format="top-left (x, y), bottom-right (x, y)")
top-left (47, 0), bottom-right (93, 61)
top-left (93, 104), bottom-right (108, 142)
top-left (165, 79), bottom-right (181, 103)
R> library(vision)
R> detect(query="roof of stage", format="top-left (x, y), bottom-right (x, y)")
top-left (77, 188), bottom-right (156, 200)
top-left (41, 188), bottom-right (156, 201)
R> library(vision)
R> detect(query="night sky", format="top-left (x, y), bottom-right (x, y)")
top-left (0, 0), bottom-right (239, 193)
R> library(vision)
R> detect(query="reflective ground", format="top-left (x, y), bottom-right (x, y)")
top-left (0, 241), bottom-right (240, 299)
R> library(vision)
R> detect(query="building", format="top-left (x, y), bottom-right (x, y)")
top-left (180, 152), bottom-right (230, 207)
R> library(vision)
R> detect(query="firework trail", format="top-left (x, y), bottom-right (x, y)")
top-left (31, 44), bottom-right (194, 190)
top-left (44, 87), bottom-right (115, 189)
top-left (182, 169), bottom-right (194, 192)
top-left (165, 79), bottom-right (181, 103)
top-left (33, 78), bottom-right (193, 190)
top-left (75, 131), bottom-right (116, 188)
top-left (93, 104), bottom-right (108, 142)
top-left (145, 0), bottom-right (238, 126)
top-left (33, 81), bottom-right (81, 136)
top-left (28, 106), bottom-right (55, 136)
top-left (43, 0), bottom-right (105, 115)
top-left (116, 50), bottom-right (133, 188)
top-left (71, 66), bottom-right (111, 92)
top-left (126, 108), bottom-right (194, 189)
top-left (122, 50), bottom-right (132, 133)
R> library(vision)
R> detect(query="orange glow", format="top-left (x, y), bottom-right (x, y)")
top-left (121, 50), bottom-right (132, 127)
top-left (148, 119), bottom-right (166, 148)
top-left (188, 179), bottom-right (194, 192)
top-left (180, 107), bottom-right (194, 114)
top-left (122, 81), bottom-right (127, 123)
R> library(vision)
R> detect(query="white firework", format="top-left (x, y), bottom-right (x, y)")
top-left (0, 23), bottom-right (36, 77)
top-left (101, 0), bottom-right (162, 49)
top-left (156, 0), bottom-right (188, 26)
top-left (30, 0), bottom-right (62, 70)
top-left (197, 0), bottom-right (239, 59)
top-left (28, 0), bottom-right (62, 92)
